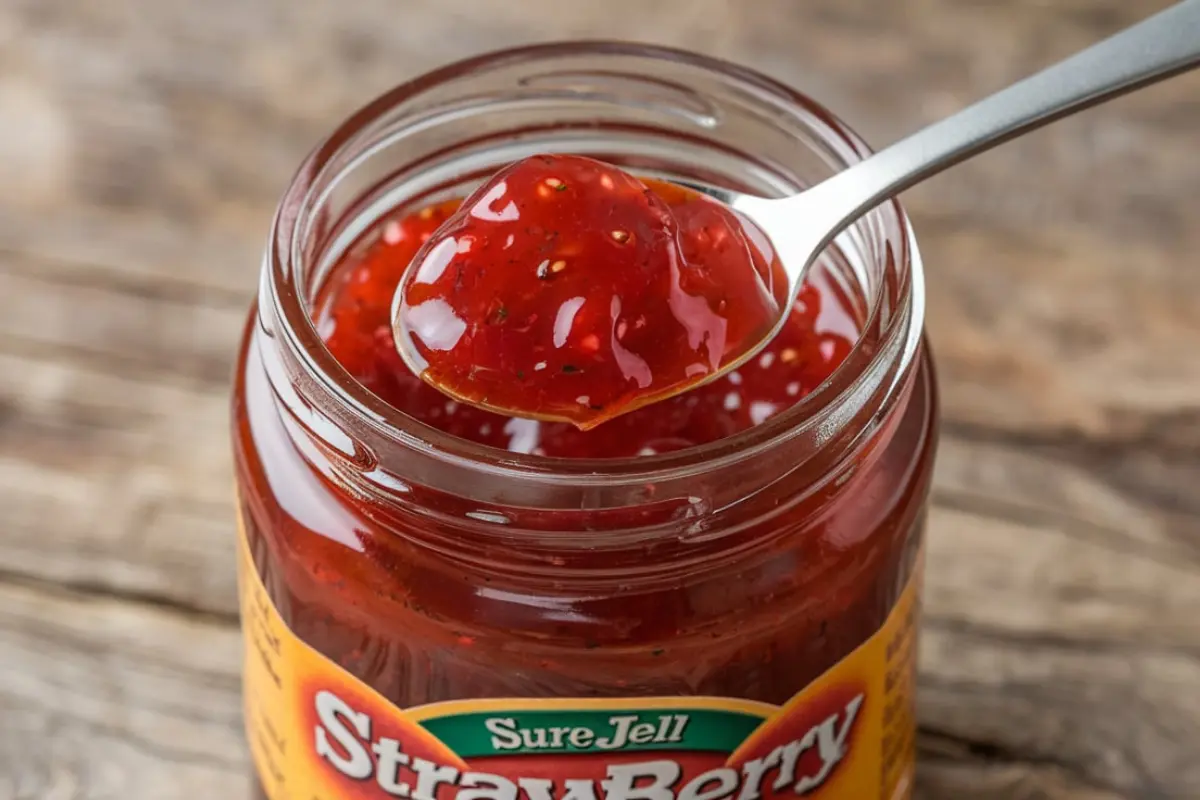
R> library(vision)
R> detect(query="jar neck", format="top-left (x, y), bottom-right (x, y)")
top-left (255, 42), bottom-right (925, 543)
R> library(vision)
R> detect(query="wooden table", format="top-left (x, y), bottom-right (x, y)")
top-left (2, 1), bottom-right (1198, 797)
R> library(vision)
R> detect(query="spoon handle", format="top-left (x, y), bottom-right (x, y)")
top-left (809, 0), bottom-right (1200, 230)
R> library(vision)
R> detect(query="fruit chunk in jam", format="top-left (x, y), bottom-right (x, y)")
top-left (392, 155), bottom-right (789, 429)
top-left (316, 192), bottom-right (858, 460)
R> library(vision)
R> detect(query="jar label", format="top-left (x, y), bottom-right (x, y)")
top-left (238, 525), bottom-right (920, 800)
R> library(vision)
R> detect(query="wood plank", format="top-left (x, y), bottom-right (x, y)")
top-left (0, 258), bottom-right (246, 388)
top-left (924, 224), bottom-right (1200, 443)
top-left (0, 345), bottom-right (238, 616)
top-left (0, 581), bottom-right (248, 800)
top-left (934, 435), bottom-right (1200, 577)
top-left (919, 615), bottom-right (1200, 799)
top-left (927, 494), bottom-right (1200, 658)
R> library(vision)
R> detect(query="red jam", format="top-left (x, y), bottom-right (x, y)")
top-left (321, 193), bottom-right (854, 458)
top-left (234, 46), bottom-right (939, 800)
top-left (392, 155), bottom-right (787, 429)
top-left (239, 177), bottom-right (935, 800)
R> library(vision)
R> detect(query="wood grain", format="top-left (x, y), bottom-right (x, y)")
top-left (1, 0), bottom-right (1197, 797)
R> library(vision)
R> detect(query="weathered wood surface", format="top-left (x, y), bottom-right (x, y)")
top-left (1, 0), bottom-right (1198, 797)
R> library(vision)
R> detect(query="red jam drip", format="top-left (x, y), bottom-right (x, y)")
top-left (316, 197), bottom-right (858, 460)
top-left (393, 155), bottom-right (788, 429)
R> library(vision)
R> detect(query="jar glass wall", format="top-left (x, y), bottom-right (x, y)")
top-left (232, 42), bottom-right (938, 800)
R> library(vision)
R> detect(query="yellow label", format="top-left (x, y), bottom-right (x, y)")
top-left (238, 526), bottom-right (920, 800)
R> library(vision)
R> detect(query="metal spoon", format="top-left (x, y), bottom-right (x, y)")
top-left (393, 2), bottom-right (1200, 426)
top-left (719, 0), bottom-right (1200, 376)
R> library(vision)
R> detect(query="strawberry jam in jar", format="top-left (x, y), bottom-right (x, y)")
top-left (232, 43), bottom-right (938, 800)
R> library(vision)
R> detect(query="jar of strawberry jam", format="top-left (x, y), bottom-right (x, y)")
top-left (232, 43), bottom-right (937, 800)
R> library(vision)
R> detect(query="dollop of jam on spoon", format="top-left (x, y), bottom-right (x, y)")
top-left (393, 155), bottom-right (785, 429)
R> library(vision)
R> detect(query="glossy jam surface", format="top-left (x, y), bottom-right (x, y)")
top-left (319, 193), bottom-right (855, 458)
top-left (393, 155), bottom-right (787, 429)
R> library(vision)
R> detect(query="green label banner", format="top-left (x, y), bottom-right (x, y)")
top-left (419, 708), bottom-right (766, 757)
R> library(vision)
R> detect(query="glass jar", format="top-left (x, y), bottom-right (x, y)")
top-left (232, 42), bottom-right (937, 800)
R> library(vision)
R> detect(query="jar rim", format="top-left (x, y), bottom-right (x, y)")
top-left (267, 40), bottom-right (925, 488)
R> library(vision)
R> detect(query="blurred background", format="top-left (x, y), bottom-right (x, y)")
top-left (1, 1), bottom-right (1197, 798)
